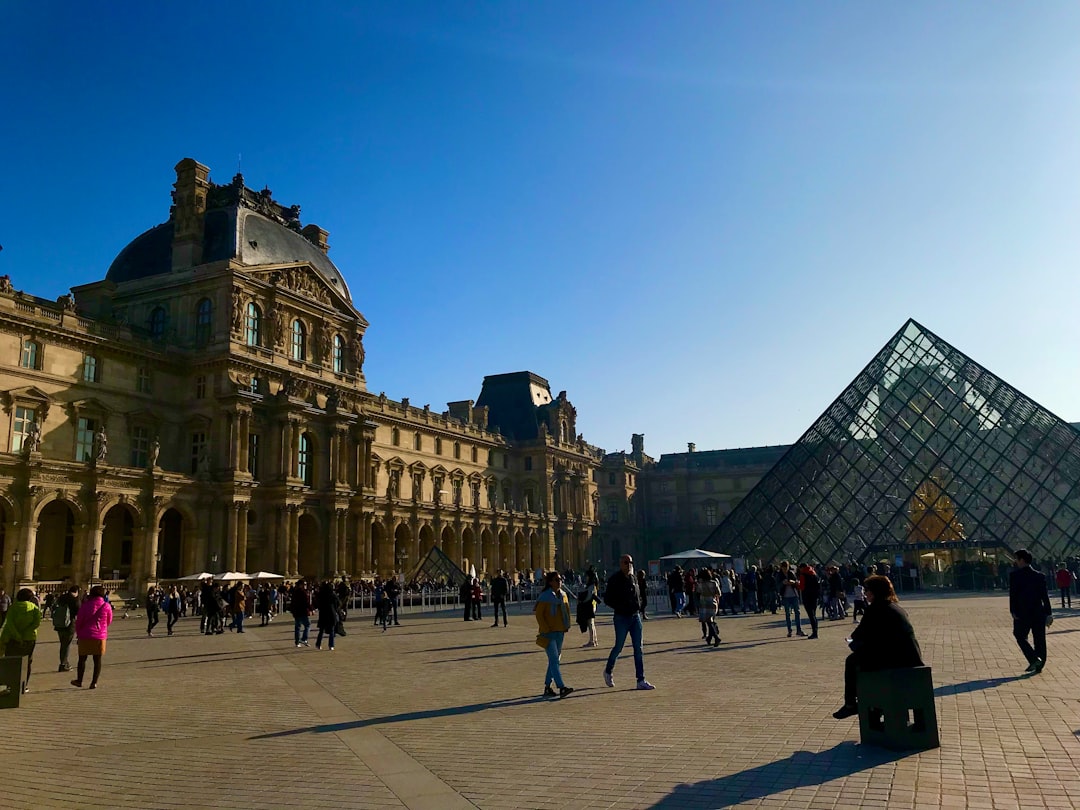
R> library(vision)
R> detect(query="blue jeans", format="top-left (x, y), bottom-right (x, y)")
top-left (316, 625), bottom-right (336, 649)
top-left (606, 613), bottom-right (645, 682)
top-left (544, 631), bottom-right (566, 688)
top-left (782, 596), bottom-right (802, 633)
top-left (293, 615), bottom-right (310, 644)
top-left (674, 592), bottom-right (686, 614)
top-left (233, 612), bottom-right (244, 632)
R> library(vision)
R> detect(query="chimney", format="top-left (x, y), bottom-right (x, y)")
top-left (687, 442), bottom-right (696, 453)
top-left (171, 158), bottom-right (211, 270)
top-left (447, 399), bottom-right (474, 423)
top-left (302, 224), bottom-right (330, 254)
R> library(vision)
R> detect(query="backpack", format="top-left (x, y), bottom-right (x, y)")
top-left (52, 597), bottom-right (74, 630)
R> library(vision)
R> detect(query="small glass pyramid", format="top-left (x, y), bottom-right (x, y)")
top-left (702, 320), bottom-right (1080, 577)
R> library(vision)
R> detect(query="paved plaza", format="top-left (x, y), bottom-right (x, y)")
top-left (3, 592), bottom-right (1080, 809)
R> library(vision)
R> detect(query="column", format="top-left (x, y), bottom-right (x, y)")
top-left (290, 421), bottom-right (301, 479)
top-left (237, 411), bottom-right (250, 473)
top-left (328, 508), bottom-right (339, 576)
top-left (17, 521), bottom-right (37, 585)
top-left (87, 523), bottom-right (104, 583)
top-left (236, 503), bottom-right (249, 573)
top-left (143, 522), bottom-right (159, 588)
top-left (225, 501), bottom-right (238, 572)
top-left (281, 420), bottom-right (293, 480)
top-left (336, 509), bottom-right (348, 575)
top-left (288, 506), bottom-right (300, 576)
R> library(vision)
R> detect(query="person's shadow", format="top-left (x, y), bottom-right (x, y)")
top-left (647, 742), bottom-right (912, 808)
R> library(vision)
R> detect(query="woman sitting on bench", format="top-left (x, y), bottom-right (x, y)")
top-left (833, 574), bottom-right (924, 719)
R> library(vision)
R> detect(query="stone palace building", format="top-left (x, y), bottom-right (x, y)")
top-left (0, 159), bottom-right (613, 593)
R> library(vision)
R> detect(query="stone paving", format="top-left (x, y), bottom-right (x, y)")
top-left (2, 592), bottom-right (1080, 809)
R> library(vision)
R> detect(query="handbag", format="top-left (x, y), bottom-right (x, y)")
top-left (535, 633), bottom-right (550, 649)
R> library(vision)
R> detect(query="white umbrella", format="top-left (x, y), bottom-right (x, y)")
top-left (176, 572), bottom-right (214, 581)
top-left (658, 549), bottom-right (732, 561)
top-left (249, 571), bottom-right (285, 580)
top-left (215, 571), bottom-right (251, 582)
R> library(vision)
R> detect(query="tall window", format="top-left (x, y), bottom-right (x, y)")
top-left (131, 426), bottom-right (149, 468)
top-left (298, 433), bottom-right (313, 486)
top-left (472, 447), bottom-right (478, 463)
top-left (82, 354), bottom-right (99, 383)
top-left (195, 298), bottom-right (213, 345)
top-left (291, 319), bottom-right (306, 361)
top-left (190, 432), bottom-right (207, 474)
top-left (248, 433), bottom-right (260, 479)
top-left (136, 366), bottom-right (152, 394)
top-left (249, 377), bottom-right (260, 395)
top-left (76, 417), bottom-right (97, 462)
top-left (12, 406), bottom-right (36, 453)
top-left (524, 457), bottom-right (533, 471)
top-left (414, 433), bottom-right (422, 451)
top-left (332, 334), bottom-right (345, 373)
top-left (607, 502), bottom-right (620, 524)
top-left (244, 303), bottom-right (261, 347)
top-left (453, 479), bottom-right (463, 505)
top-left (704, 503), bottom-right (717, 525)
top-left (149, 306), bottom-right (167, 338)
top-left (435, 437), bottom-right (443, 455)
top-left (195, 375), bottom-right (206, 399)
top-left (391, 427), bottom-right (400, 446)
top-left (20, 340), bottom-right (40, 369)
top-left (454, 442), bottom-right (461, 460)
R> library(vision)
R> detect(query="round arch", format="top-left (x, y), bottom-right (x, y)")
top-left (461, 526), bottom-right (476, 573)
top-left (418, 524), bottom-right (435, 559)
top-left (441, 525), bottom-right (459, 570)
top-left (480, 528), bottom-right (495, 576)
top-left (497, 529), bottom-right (512, 574)
top-left (158, 508), bottom-right (186, 579)
top-left (102, 503), bottom-right (139, 581)
top-left (530, 531), bottom-right (543, 571)
top-left (394, 521), bottom-right (413, 573)
top-left (35, 499), bottom-right (77, 581)
top-left (514, 530), bottom-right (527, 573)
top-left (371, 519), bottom-right (390, 574)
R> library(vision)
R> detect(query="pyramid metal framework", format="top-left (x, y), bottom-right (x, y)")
top-left (702, 319), bottom-right (1080, 566)
top-left (405, 544), bottom-right (468, 587)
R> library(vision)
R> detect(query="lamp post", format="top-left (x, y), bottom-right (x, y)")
top-left (396, 548), bottom-right (408, 574)
top-left (211, 552), bottom-right (219, 570)
top-left (89, 548), bottom-right (98, 590)
top-left (11, 549), bottom-right (20, 588)
top-left (155, 551), bottom-right (162, 582)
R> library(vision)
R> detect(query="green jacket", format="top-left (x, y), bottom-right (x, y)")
top-left (0, 600), bottom-right (43, 646)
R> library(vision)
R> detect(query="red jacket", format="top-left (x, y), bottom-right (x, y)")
top-left (1056, 569), bottom-right (1073, 588)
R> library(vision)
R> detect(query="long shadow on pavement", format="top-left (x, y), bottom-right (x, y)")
top-left (248, 694), bottom-right (557, 739)
top-left (934, 675), bottom-right (1026, 696)
top-left (646, 741), bottom-right (912, 808)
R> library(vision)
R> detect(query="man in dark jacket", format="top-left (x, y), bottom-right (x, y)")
top-left (799, 564), bottom-right (821, 639)
top-left (490, 570), bottom-right (509, 627)
top-left (1010, 548), bottom-right (1053, 674)
top-left (603, 555), bottom-right (655, 690)
top-left (290, 581), bottom-right (312, 647)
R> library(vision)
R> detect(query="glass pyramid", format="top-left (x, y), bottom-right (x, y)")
top-left (702, 319), bottom-right (1080, 572)
top-left (405, 544), bottom-right (468, 588)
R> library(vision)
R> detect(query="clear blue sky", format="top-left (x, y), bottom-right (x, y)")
top-left (3, 2), bottom-right (1080, 458)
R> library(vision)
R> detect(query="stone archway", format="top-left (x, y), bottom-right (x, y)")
top-left (36, 500), bottom-right (77, 581)
top-left (418, 524), bottom-right (435, 559)
top-left (497, 529), bottom-right (511, 574)
top-left (371, 520), bottom-right (390, 575)
top-left (461, 526), bottom-right (476, 573)
top-left (530, 531), bottom-right (543, 571)
top-left (101, 504), bottom-right (137, 581)
top-left (158, 509), bottom-right (184, 579)
top-left (394, 521), bottom-right (413, 574)
top-left (480, 528), bottom-right (495, 575)
top-left (514, 530), bottom-right (527, 573)
top-left (442, 526), bottom-right (459, 568)
top-left (297, 513), bottom-right (322, 579)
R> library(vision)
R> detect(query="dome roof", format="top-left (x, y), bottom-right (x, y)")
top-left (105, 172), bottom-right (352, 304)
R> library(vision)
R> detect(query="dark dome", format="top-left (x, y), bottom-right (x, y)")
top-left (106, 207), bottom-right (352, 304)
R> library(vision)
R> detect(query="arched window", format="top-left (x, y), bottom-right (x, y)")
top-left (298, 433), bottom-right (313, 486)
top-left (244, 303), bottom-right (261, 347)
top-left (332, 334), bottom-right (345, 373)
top-left (149, 306), bottom-right (167, 339)
top-left (20, 340), bottom-right (40, 369)
top-left (391, 427), bottom-right (400, 446)
top-left (195, 298), bottom-right (213, 345)
top-left (291, 319), bottom-right (306, 361)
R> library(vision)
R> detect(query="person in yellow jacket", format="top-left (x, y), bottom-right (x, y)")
top-left (0, 588), bottom-right (43, 694)
top-left (535, 571), bottom-right (574, 698)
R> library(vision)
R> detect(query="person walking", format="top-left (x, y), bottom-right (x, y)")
top-left (799, 563), bottom-right (821, 639)
top-left (578, 569), bottom-right (600, 647)
top-left (470, 577), bottom-right (483, 622)
top-left (1054, 564), bottom-right (1073, 609)
top-left (257, 585), bottom-right (273, 626)
top-left (697, 569), bottom-right (722, 646)
top-left (145, 585), bottom-right (160, 637)
top-left (314, 581), bottom-right (340, 651)
top-left (71, 585), bottom-right (113, 690)
top-left (230, 583), bottom-right (246, 633)
top-left (534, 570), bottom-right (574, 698)
top-left (1010, 548), bottom-right (1053, 674)
top-left (0, 588), bottom-right (43, 694)
top-left (290, 581), bottom-right (312, 647)
top-left (603, 554), bottom-right (655, 690)
top-left (490, 570), bottom-right (510, 627)
top-left (779, 562), bottom-right (805, 637)
top-left (385, 577), bottom-right (402, 626)
top-left (164, 586), bottom-right (181, 635)
top-left (53, 584), bottom-right (80, 671)
top-left (459, 578), bottom-right (473, 621)
top-left (0, 587), bottom-right (11, 625)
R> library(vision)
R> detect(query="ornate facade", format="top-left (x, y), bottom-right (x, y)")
top-left (0, 158), bottom-right (601, 593)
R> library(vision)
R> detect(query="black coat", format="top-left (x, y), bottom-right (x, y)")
top-left (315, 589), bottom-right (341, 631)
top-left (1010, 565), bottom-right (1052, 621)
top-left (605, 570), bottom-right (642, 616)
top-left (849, 601), bottom-right (924, 671)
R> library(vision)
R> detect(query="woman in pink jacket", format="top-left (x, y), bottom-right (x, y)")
top-left (72, 585), bottom-right (113, 689)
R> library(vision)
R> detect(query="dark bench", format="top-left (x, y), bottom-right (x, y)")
top-left (0, 655), bottom-right (29, 709)
top-left (857, 665), bottom-right (939, 751)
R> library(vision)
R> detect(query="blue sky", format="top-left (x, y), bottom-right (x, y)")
top-left (3, 3), bottom-right (1080, 458)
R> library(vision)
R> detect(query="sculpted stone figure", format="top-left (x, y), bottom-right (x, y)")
top-left (24, 420), bottom-right (41, 455)
top-left (231, 288), bottom-right (244, 333)
top-left (93, 429), bottom-right (108, 462)
top-left (149, 436), bottom-right (160, 468)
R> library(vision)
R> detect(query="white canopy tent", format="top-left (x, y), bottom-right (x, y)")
top-left (658, 549), bottom-right (732, 561)
top-left (249, 571), bottom-right (285, 580)
top-left (175, 572), bottom-right (214, 581)
top-left (213, 571), bottom-right (251, 582)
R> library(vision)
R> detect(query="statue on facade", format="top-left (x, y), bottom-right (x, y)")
top-left (93, 429), bottom-right (108, 463)
top-left (149, 436), bottom-right (160, 468)
top-left (0, 275), bottom-right (12, 294)
top-left (57, 292), bottom-right (77, 311)
top-left (231, 287), bottom-right (244, 333)
top-left (351, 337), bottom-right (366, 371)
top-left (197, 446), bottom-right (210, 475)
top-left (269, 311), bottom-right (286, 347)
top-left (24, 420), bottom-right (41, 455)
